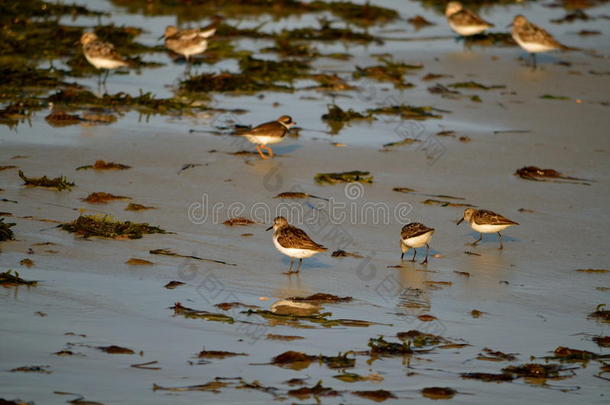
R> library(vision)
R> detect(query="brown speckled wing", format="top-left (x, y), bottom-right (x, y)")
top-left (243, 121), bottom-right (286, 138)
top-left (515, 21), bottom-right (563, 48)
top-left (85, 40), bottom-right (125, 61)
top-left (277, 226), bottom-right (326, 251)
top-left (473, 210), bottom-right (519, 226)
top-left (166, 36), bottom-right (206, 49)
top-left (401, 223), bottom-right (434, 240)
top-left (450, 9), bottom-right (492, 27)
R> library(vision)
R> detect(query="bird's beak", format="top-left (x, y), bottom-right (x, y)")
top-left (456, 218), bottom-right (464, 225)
top-left (266, 226), bottom-right (273, 231)
top-left (157, 34), bottom-right (165, 41)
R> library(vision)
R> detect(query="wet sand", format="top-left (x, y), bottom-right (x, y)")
top-left (1, 0), bottom-right (610, 404)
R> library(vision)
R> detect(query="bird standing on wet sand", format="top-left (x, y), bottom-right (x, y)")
top-left (239, 115), bottom-right (296, 159)
top-left (511, 15), bottom-right (570, 68)
top-left (162, 17), bottom-right (222, 62)
top-left (445, 2), bottom-right (494, 37)
top-left (267, 216), bottom-right (327, 274)
top-left (400, 223), bottom-right (435, 264)
top-left (457, 208), bottom-right (518, 249)
top-left (80, 32), bottom-right (129, 88)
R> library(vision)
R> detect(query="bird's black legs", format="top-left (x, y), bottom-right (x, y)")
top-left (529, 53), bottom-right (537, 70)
top-left (410, 249), bottom-right (417, 262)
top-left (288, 258), bottom-right (294, 272)
top-left (420, 244), bottom-right (430, 264)
top-left (296, 258), bottom-right (303, 273)
top-left (400, 251), bottom-right (404, 260)
top-left (471, 233), bottom-right (483, 246)
top-left (497, 232), bottom-right (504, 250)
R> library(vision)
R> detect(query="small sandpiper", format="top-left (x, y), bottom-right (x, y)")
top-left (457, 208), bottom-right (518, 249)
top-left (267, 216), bottom-right (327, 274)
top-left (239, 115), bottom-right (296, 159)
top-left (162, 16), bottom-right (222, 61)
top-left (400, 223), bottom-right (435, 264)
top-left (80, 32), bottom-right (129, 84)
top-left (511, 15), bottom-right (570, 68)
top-left (445, 2), bottom-right (494, 36)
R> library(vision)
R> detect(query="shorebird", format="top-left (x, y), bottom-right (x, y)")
top-left (457, 208), bottom-right (518, 249)
top-left (511, 15), bottom-right (570, 68)
top-left (445, 2), bottom-right (494, 36)
top-left (162, 17), bottom-right (222, 62)
top-left (80, 32), bottom-right (129, 86)
top-left (239, 115), bottom-right (296, 159)
top-left (400, 223), bottom-right (435, 264)
top-left (267, 216), bottom-right (327, 274)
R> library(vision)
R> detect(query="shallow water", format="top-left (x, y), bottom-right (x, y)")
top-left (1, 0), bottom-right (610, 404)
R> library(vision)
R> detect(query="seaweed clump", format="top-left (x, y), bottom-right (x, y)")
top-left (82, 192), bottom-right (130, 204)
top-left (76, 160), bottom-right (131, 170)
top-left (271, 351), bottom-right (355, 370)
top-left (353, 57), bottom-right (421, 88)
top-left (448, 81), bottom-right (506, 90)
top-left (239, 56), bottom-right (310, 83)
top-left (314, 171), bottom-right (373, 185)
top-left (180, 72), bottom-right (290, 93)
top-left (18, 170), bottom-right (74, 191)
top-left (421, 387), bottom-right (456, 400)
top-left (288, 381), bottom-right (340, 400)
top-left (0, 270), bottom-right (38, 287)
top-left (368, 105), bottom-right (442, 120)
top-left (352, 389), bottom-right (397, 401)
top-left (368, 336), bottom-right (413, 355)
top-left (171, 302), bottom-right (235, 324)
top-left (60, 215), bottom-right (166, 239)
top-left (397, 330), bottom-right (449, 348)
top-left (550, 346), bottom-right (609, 362)
top-left (589, 304), bottom-right (610, 323)
top-left (49, 89), bottom-right (199, 116)
top-left (463, 32), bottom-right (516, 47)
top-left (283, 18), bottom-right (380, 43)
top-left (322, 104), bottom-right (373, 134)
top-left (0, 219), bottom-right (16, 241)
top-left (327, 2), bottom-right (398, 26)
top-left (502, 363), bottom-right (567, 379)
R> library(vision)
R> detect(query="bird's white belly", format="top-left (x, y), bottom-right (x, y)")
top-left (471, 223), bottom-right (511, 233)
top-left (401, 231), bottom-right (433, 249)
top-left (273, 238), bottom-right (319, 259)
top-left (245, 135), bottom-right (284, 145)
top-left (86, 55), bottom-right (126, 69)
top-left (450, 22), bottom-right (488, 36)
top-left (513, 36), bottom-right (557, 53)
top-left (181, 42), bottom-right (208, 57)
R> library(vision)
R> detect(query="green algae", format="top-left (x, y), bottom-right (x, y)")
top-left (0, 219), bottom-right (16, 241)
top-left (368, 336), bottom-right (413, 355)
top-left (19, 170), bottom-right (74, 191)
top-left (322, 104), bottom-right (373, 134)
top-left (239, 56), bottom-right (310, 83)
top-left (171, 302), bottom-right (235, 323)
top-left (314, 171), bottom-right (373, 185)
top-left (180, 72), bottom-right (291, 94)
top-left (368, 104), bottom-right (443, 120)
top-left (61, 215), bottom-right (167, 239)
top-left (353, 57), bottom-right (421, 88)
top-left (0, 270), bottom-right (37, 286)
